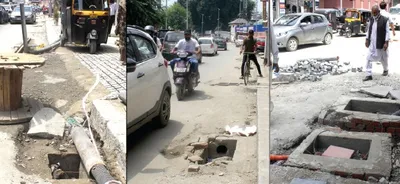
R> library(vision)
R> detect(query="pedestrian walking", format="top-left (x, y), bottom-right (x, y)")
top-left (379, 1), bottom-right (396, 37)
top-left (363, 5), bottom-right (390, 81)
top-left (115, 1), bottom-right (126, 65)
top-left (108, 0), bottom-right (117, 36)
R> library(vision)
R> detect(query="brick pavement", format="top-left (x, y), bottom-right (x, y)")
top-left (45, 18), bottom-right (126, 94)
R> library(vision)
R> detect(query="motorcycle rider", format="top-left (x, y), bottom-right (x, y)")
top-left (169, 30), bottom-right (201, 80)
top-left (144, 25), bottom-right (162, 49)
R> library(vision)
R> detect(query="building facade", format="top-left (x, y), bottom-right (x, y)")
top-left (319, 0), bottom-right (399, 9)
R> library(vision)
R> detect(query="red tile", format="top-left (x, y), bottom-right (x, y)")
top-left (322, 145), bottom-right (354, 159)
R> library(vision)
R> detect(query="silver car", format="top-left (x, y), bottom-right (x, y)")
top-left (10, 6), bottom-right (36, 24)
top-left (274, 13), bottom-right (333, 51)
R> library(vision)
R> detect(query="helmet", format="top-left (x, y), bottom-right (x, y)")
top-left (144, 25), bottom-right (155, 33)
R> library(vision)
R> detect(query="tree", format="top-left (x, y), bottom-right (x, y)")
top-left (128, 0), bottom-right (163, 27)
top-left (166, 3), bottom-right (191, 30)
top-left (177, 0), bottom-right (255, 32)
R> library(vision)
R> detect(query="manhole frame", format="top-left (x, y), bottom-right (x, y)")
top-left (284, 129), bottom-right (392, 180)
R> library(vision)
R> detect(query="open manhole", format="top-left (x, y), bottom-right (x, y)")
top-left (285, 129), bottom-right (392, 180)
top-left (48, 153), bottom-right (88, 180)
top-left (303, 135), bottom-right (371, 160)
top-left (205, 138), bottom-right (237, 163)
top-left (344, 99), bottom-right (400, 115)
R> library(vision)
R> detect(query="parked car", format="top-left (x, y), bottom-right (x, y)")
top-left (198, 37), bottom-right (218, 56)
top-left (235, 35), bottom-right (245, 47)
top-left (161, 31), bottom-right (203, 63)
top-left (256, 37), bottom-right (265, 52)
top-left (273, 13), bottom-right (333, 51)
top-left (127, 25), bottom-right (172, 135)
top-left (1, 5), bottom-right (12, 14)
top-left (214, 37), bottom-right (227, 50)
top-left (0, 5), bottom-right (9, 23)
top-left (10, 6), bottom-right (36, 24)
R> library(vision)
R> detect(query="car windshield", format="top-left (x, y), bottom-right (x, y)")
top-left (14, 7), bottom-right (32, 12)
top-left (74, 0), bottom-right (109, 11)
top-left (199, 39), bottom-right (212, 44)
top-left (390, 8), bottom-right (400, 14)
top-left (2, 6), bottom-right (11, 10)
top-left (274, 15), bottom-right (301, 26)
top-left (165, 33), bottom-right (184, 42)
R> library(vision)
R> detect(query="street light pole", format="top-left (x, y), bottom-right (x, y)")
top-left (165, 0), bottom-right (167, 29)
top-left (340, 0), bottom-right (342, 11)
top-left (217, 8), bottom-right (220, 36)
top-left (186, 0), bottom-right (188, 29)
top-left (201, 14), bottom-right (204, 36)
top-left (20, 3), bottom-right (28, 53)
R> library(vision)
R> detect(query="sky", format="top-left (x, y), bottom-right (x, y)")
top-left (164, 0), bottom-right (263, 12)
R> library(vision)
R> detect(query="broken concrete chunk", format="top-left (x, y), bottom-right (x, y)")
top-left (188, 165), bottom-right (200, 172)
top-left (188, 155), bottom-right (204, 163)
top-left (368, 176), bottom-right (379, 182)
top-left (185, 146), bottom-right (195, 153)
top-left (27, 108), bottom-right (66, 139)
top-left (350, 88), bottom-right (360, 93)
top-left (389, 90), bottom-right (400, 100)
top-left (190, 142), bottom-right (208, 149)
top-left (360, 86), bottom-right (393, 98)
top-left (322, 145), bottom-right (354, 159)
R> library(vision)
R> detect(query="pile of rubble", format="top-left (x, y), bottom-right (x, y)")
top-left (278, 57), bottom-right (363, 82)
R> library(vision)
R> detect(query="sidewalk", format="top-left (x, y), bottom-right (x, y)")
top-left (45, 17), bottom-right (125, 94)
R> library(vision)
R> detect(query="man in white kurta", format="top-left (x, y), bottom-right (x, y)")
top-left (364, 6), bottom-right (390, 81)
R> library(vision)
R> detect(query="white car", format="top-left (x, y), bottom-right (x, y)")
top-left (198, 37), bottom-right (218, 56)
top-left (127, 26), bottom-right (172, 135)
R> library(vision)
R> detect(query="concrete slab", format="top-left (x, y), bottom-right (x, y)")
top-left (90, 99), bottom-right (126, 183)
top-left (284, 129), bottom-right (392, 180)
top-left (27, 108), bottom-right (65, 139)
top-left (290, 178), bottom-right (327, 184)
top-left (257, 65), bottom-right (270, 184)
top-left (270, 165), bottom-right (369, 184)
top-left (360, 86), bottom-right (392, 98)
top-left (389, 90), bottom-right (400, 100)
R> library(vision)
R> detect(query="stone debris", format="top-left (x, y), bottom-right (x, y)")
top-left (360, 86), bottom-right (393, 98)
top-left (188, 165), bottom-right (200, 172)
top-left (389, 90), bottom-right (400, 100)
top-left (219, 172), bottom-right (224, 176)
top-left (279, 58), bottom-right (356, 82)
top-left (188, 155), bottom-right (204, 163)
top-left (190, 142), bottom-right (208, 149)
top-left (368, 176), bottom-right (379, 182)
top-left (289, 178), bottom-right (327, 184)
top-left (27, 108), bottom-right (66, 139)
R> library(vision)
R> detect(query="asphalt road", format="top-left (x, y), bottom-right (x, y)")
top-left (127, 43), bottom-right (258, 184)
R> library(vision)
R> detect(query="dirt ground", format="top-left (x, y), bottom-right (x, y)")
top-left (1, 47), bottom-right (111, 182)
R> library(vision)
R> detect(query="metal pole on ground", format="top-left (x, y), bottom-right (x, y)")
top-left (20, 3), bottom-right (28, 53)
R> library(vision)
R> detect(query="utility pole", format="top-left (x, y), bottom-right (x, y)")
top-left (201, 14), bottom-right (204, 36)
top-left (20, 3), bottom-right (28, 53)
top-left (186, 0), bottom-right (188, 29)
top-left (296, 0), bottom-right (299, 13)
top-left (49, 0), bottom-right (53, 17)
top-left (312, 0), bottom-right (315, 12)
top-left (239, 0), bottom-right (242, 18)
top-left (217, 8), bottom-right (220, 36)
top-left (340, 0), bottom-right (342, 12)
top-left (165, 0), bottom-right (167, 29)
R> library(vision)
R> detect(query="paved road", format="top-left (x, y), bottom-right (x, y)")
top-left (0, 21), bottom-right (41, 52)
top-left (127, 43), bottom-right (258, 184)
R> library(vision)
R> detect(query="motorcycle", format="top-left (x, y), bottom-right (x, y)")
top-left (171, 50), bottom-right (200, 101)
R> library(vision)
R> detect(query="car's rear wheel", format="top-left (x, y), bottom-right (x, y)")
top-left (153, 90), bottom-right (171, 128)
top-left (286, 37), bottom-right (298, 52)
top-left (323, 33), bottom-right (332, 45)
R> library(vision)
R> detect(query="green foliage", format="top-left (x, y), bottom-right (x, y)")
top-left (128, 0), bottom-right (163, 27)
top-left (166, 3), bottom-right (191, 30)
top-left (177, 0), bottom-right (255, 32)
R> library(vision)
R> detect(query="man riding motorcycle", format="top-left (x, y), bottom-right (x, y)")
top-left (144, 25), bottom-right (162, 49)
top-left (169, 30), bottom-right (201, 80)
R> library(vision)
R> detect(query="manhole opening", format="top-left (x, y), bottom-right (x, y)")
top-left (303, 135), bottom-right (371, 160)
top-left (205, 139), bottom-right (237, 162)
top-left (48, 153), bottom-right (84, 179)
top-left (344, 100), bottom-right (400, 115)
